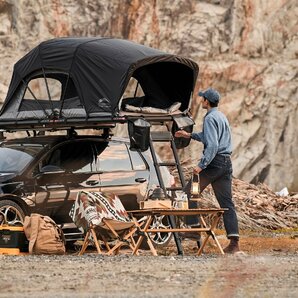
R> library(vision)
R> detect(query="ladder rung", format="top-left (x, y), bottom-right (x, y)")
top-left (150, 131), bottom-right (172, 141)
top-left (148, 132), bottom-right (186, 192)
top-left (158, 162), bottom-right (177, 166)
top-left (166, 187), bottom-right (184, 191)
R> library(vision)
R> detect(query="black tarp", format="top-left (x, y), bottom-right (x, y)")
top-left (0, 37), bottom-right (198, 124)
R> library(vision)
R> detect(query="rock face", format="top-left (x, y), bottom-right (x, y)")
top-left (0, 0), bottom-right (297, 191)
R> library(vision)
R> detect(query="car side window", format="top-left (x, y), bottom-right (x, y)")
top-left (42, 141), bottom-right (95, 173)
top-left (96, 142), bottom-right (132, 172)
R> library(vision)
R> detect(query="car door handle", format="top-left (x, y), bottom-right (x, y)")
top-left (135, 178), bottom-right (147, 183)
top-left (86, 180), bottom-right (99, 186)
top-left (46, 184), bottom-right (66, 189)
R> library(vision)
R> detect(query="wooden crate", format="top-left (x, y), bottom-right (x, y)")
top-left (140, 199), bottom-right (172, 209)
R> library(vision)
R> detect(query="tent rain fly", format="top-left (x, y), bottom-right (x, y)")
top-left (0, 37), bottom-right (199, 131)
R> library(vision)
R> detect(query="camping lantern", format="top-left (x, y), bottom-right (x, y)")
top-left (191, 173), bottom-right (200, 198)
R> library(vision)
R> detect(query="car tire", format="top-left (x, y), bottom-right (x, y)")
top-left (133, 215), bottom-right (172, 249)
top-left (0, 200), bottom-right (26, 225)
top-left (149, 215), bottom-right (173, 248)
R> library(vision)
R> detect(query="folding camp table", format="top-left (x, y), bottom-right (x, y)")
top-left (129, 208), bottom-right (227, 256)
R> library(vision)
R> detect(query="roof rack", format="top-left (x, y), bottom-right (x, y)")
top-left (0, 113), bottom-right (186, 133)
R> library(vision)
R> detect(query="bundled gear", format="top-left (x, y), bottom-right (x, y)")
top-left (23, 214), bottom-right (65, 255)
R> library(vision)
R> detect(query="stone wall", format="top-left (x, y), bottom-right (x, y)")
top-left (0, 0), bottom-right (297, 191)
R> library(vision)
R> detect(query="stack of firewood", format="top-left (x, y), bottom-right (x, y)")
top-left (170, 160), bottom-right (297, 230)
top-left (195, 178), bottom-right (298, 230)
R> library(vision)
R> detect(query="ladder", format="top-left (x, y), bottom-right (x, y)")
top-left (149, 129), bottom-right (186, 197)
top-left (149, 125), bottom-right (186, 255)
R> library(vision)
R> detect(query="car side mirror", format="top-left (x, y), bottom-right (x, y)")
top-left (40, 165), bottom-right (65, 174)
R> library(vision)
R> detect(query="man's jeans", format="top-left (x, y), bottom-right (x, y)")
top-left (184, 155), bottom-right (239, 238)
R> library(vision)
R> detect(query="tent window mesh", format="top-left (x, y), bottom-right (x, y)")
top-left (24, 78), bottom-right (62, 101)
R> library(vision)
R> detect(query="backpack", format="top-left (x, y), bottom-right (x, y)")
top-left (23, 214), bottom-right (65, 255)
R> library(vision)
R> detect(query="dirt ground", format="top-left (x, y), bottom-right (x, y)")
top-left (1, 230), bottom-right (297, 298)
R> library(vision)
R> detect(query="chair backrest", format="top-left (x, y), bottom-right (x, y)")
top-left (70, 191), bottom-right (131, 233)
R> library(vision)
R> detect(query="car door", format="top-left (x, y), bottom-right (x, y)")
top-left (97, 141), bottom-right (150, 210)
top-left (33, 139), bottom-right (103, 223)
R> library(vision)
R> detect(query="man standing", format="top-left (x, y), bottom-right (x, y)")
top-left (175, 88), bottom-right (240, 254)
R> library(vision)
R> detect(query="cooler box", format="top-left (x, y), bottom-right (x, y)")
top-left (0, 225), bottom-right (29, 254)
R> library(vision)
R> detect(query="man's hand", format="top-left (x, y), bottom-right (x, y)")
top-left (193, 166), bottom-right (202, 175)
top-left (174, 130), bottom-right (191, 138)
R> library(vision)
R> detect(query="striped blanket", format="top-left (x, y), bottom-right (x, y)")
top-left (69, 191), bottom-right (129, 233)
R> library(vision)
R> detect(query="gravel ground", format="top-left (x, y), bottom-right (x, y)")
top-left (1, 234), bottom-right (297, 298)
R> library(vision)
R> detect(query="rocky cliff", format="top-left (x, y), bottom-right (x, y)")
top-left (0, 0), bottom-right (297, 191)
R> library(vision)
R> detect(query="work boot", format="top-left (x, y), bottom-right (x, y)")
top-left (223, 237), bottom-right (240, 254)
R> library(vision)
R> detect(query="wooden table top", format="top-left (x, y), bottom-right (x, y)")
top-left (128, 208), bottom-right (228, 216)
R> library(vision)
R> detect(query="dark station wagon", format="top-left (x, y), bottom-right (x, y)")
top-left (0, 133), bottom-right (175, 243)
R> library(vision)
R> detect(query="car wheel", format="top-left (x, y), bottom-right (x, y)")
top-left (148, 215), bottom-right (172, 247)
top-left (0, 200), bottom-right (26, 225)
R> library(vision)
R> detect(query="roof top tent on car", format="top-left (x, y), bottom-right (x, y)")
top-left (0, 37), bottom-right (198, 198)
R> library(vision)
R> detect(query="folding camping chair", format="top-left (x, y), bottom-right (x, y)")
top-left (69, 191), bottom-right (141, 256)
top-left (79, 217), bottom-right (140, 255)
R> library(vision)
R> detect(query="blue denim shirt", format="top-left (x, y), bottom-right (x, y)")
top-left (191, 108), bottom-right (232, 169)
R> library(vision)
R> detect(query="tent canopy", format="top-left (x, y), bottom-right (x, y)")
top-left (0, 37), bottom-right (199, 128)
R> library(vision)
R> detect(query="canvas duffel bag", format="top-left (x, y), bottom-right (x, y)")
top-left (23, 213), bottom-right (65, 255)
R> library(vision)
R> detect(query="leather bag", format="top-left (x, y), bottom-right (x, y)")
top-left (23, 213), bottom-right (65, 255)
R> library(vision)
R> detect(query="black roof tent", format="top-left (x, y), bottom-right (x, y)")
top-left (0, 37), bottom-right (199, 129)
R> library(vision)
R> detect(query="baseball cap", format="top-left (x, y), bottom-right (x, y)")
top-left (198, 88), bottom-right (220, 103)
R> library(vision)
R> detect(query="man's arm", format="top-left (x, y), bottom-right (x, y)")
top-left (198, 118), bottom-right (219, 169)
top-left (174, 130), bottom-right (204, 174)
top-left (174, 130), bottom-right (204, 142)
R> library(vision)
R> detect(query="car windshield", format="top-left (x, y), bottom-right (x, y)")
top-left (0, 143), bottom-right (44, 173)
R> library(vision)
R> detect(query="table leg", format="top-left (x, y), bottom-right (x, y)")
top-left (132, 216), bottom-right (157, 256)
top-left (210, 230), bottom-right (224, 255)
top-left (197, 233), bottom-right (210, 256)
top-left (209, 213), bottom-right (225, 255)
top-left (197, 212), bottom-right (225, 255)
